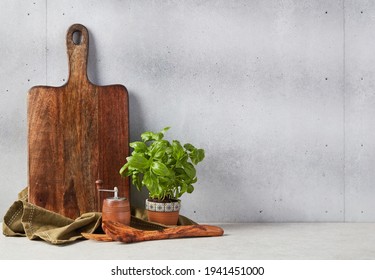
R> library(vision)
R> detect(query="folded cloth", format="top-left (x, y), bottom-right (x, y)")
top-left (2, 187), bottom-right (196, 245)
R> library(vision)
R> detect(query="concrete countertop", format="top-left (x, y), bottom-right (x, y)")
top-left (1, 222), bottom-right (375, 260)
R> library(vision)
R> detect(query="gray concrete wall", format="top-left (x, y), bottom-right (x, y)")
top-left (0, 0), bottom-right (373, 222)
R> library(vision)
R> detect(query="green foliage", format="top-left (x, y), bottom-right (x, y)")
top-left (119, 127), bottom-right (205, 201)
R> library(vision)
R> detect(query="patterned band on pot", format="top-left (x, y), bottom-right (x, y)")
top-left (145, 200), bottom-right (181, 212)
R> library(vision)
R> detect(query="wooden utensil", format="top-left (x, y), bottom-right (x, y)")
top-left (28, 24), bottom-right (129, 219)
top-left (101, 221), bottom-right (224, 243)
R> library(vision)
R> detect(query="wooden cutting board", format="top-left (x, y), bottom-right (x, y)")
top-left (28, 24), bottom-right (129, 219)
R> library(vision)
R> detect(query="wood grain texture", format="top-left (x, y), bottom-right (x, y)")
top-left (81, 233), bottom-right (114, 242)
top-left (102, 221), bottom-right (224, 243)
top-left (28, 24), bottom-right (129, 219)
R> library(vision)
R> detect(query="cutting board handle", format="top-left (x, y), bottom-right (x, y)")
top-left (66, 24), bottom-right (89, 84)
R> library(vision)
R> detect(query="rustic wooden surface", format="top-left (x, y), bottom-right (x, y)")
top-left (81, 232), bottom-right (114, 242)
top-left (28, 24), bottom-right (129, 219)
top-left (102, 221), bottom-right (224, 243)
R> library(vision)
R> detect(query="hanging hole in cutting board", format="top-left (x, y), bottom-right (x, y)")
top-left (72, 30), bottom-right (82, 45)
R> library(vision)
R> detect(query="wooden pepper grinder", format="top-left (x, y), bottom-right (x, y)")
top-left (96, 180), bottom-right (131, 226)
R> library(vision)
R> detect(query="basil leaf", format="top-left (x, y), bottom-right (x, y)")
top-left (183, 162), bottom-right (196, 179)
top-left (119, 162), bottom-right (129, 176)
top-left (150, 140), bottom-right (168, 158)
top-left (190, 148), bottom-right (205, 165)
top-left (127, 154), bottom-right (150, 171)
top-left (160, 126), bottom-right (171, 136)
top-left (141, 131), bottom-right (163, 142)
top-left (142, 170), bottom-right (158, 195)
top-left (129, 141), bottom-right (147, 153)
top-left (172, 140), bottom-right (184, 160)
top-left (151, 161), bottom-right (171, 177)
top-left (184, 143), bottom-right (195, 152)
top-left (187, 185), bottom-right (194, 193)
top-left (131, 173), bottom-right (142, 191)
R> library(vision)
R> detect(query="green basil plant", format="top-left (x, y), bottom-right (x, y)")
top-left (119, 127), bottom-right (205, 202)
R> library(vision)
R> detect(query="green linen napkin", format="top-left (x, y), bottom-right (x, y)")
top-left (2, 187), bottom-right (196, 245)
